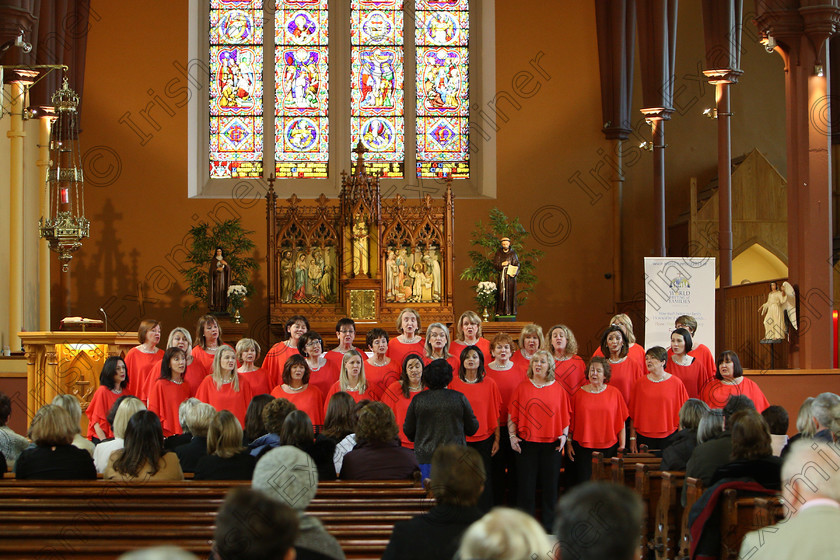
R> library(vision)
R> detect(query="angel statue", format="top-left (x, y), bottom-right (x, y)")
top-left (758, 281), bottom-right (797, 341)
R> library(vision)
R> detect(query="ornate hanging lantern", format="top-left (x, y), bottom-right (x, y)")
top-left (39, 77), bottom-right (89, 272)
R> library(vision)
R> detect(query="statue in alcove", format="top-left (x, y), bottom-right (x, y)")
top-left (208, 247), bottom-right (231, 313)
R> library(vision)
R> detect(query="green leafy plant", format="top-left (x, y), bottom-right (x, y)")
top-left (460, 208), bottom-right (544, 308)
top-left (182, 219), bottom-right (260, 313)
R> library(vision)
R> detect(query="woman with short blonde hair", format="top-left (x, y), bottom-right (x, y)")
top-left (93, 396), bottom-right (146, 473)
top-left (15, 404), bottom-right (96, 479)
top-left (451, 310), bottom-right (492, 364)
top-left (236, 337), bottom-right (271, 395)
top-left (458, 507), bottom-right (554, 560)
top-left (511, 323), bottom-right (544, 369)
top-left (51, 394), bottom-right (94, 456)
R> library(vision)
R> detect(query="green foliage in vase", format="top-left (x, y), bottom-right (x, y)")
top-left (181, 219), bottom-right (260, 313)
top-left (459, 208), bottom-right (544, 307)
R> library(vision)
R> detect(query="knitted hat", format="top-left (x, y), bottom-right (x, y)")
top-left (252, 446), bottom-right (318, 512)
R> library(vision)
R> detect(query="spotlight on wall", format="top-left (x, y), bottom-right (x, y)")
top-left (760, 35), bottom-right (777, 53)
top-left (703, 107), bottom-right (718, 119)
top-left (639, 141), bottom-right (654, 152)
top-left (815, 64), bottom-right (825, 77)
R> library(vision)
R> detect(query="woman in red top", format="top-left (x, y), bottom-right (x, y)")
top-left (508, 350), bottom-right (571, 531)
top-left (147, 347), bottom-right (191, 437)
top-left (380, 353), bottom-right (424, 450)
top-left (700, 350), bottom-right (770, 412)
top-left (270, 354), bottom-right (325, 426)
top-left (669, 315), bottom-right (716, 377)
top-left (600, 325), bottom-right (645, 407)
top-left (449, 345), bottom-right (502, 511)
top-left (124, 319), bottom-right (164, 402)
top-left (567, 357), bottom-right (628, 484)
top-left (191, 315), bottom-right (232, 382)
top-left (592, 313), bottom-right (646, 368)
top-left (263, 315), bottom-right (309, 388)
top-left (422, 323), bottom-right (460, 372)
top-left (167, 328), bottom-right (204, 397)
top-left (511, 323), bottom-right (544, 369)
top-left (388, 308), bottom-right (425, 367)
top-left (547, 324), bottom-right (587, 397)
top-left (236, 338), bottom-right (271, 396)
top-left (324, 350), bottom-right (371, 412)
top-left (364, 328), bottom-right (400, 400)
top-left (450, 311), bottom-right (492, 364)
top-left (297, 332), bottom-right (340, 398)
top-left (86, 356), bottom-right (131, 441)
top-left (667, 328), bottom-right (712, 399)
top-left (196, 346), bottom-right (253, 426)
top-left (629, 346), bottom-right (689, 453)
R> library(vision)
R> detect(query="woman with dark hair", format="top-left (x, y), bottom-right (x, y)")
top-left (0, 391), bottom-right (30, 469)
top-left (667, 328), bottom-right (713, 399)
top-left (599, 325), bottom-right (645, 407)
top-left (192, 315), bottom-right (232, 381)
top-left (318, 392), bottom-right (359, 476)
top-left (124, 319), bottom-right (164, 401)
top-left (700, 351), bottom-right (770, 412)
top-left (381, 353), bottom-right (425, 451)
top-left (404, 358), bottom-right (478, 480)
top-left (340, 402), bottom-right (419, 480)
top-left (629, 347), bottom-right (689, 453)
top-left (711, 409), bottom-right (781, 489)
top-left (449, 345), bottom-right (502, 510)
top-left (15, 405), bottom-right (96, 479)
top-left (280, 409), bottom-right (334, 480)
top-left (592, 313), bottom-right (646, 367)
top-left (263, 315), bottom-right (310, 388)
top-left (298, 331), bottom-right (339, 397)
top-left (147, 346), bottom-right (192, 437)
top-left (547, 324), bottom-right (587, 394)
top-left (194, 410), bottom-right (256, 480)
top-left (85, 356), bottom-right (130, 441)
top-left (249, 398), bottom-right (297, 458)
top-left (167, 327), bottom-right (204, 397)
top-left (660, 398), bottom-right (710, 471)
top-left (270, 354), bottom-right (324, 426)
top-left (566, 357), bottom-right (628, 484)
top-left (243, 393), bottom-right (274, 445)
top-left (196, 346), bottom-right (253, 425)
top-left (104, 410), bottom-right (183, 481)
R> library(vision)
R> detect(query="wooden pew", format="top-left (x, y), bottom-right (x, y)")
top-left (652, 471), bottom-right (685, 560)
top-left (610, 456), bottom-right (661, 487)
top-left (635, 465), bottom-right (684, 559)
top-left (719, 490), bottom-right (784, 560)
top-left (677, 477), bottom-right (704, 560)
top-left (591, 451), bottom-right (656, 483)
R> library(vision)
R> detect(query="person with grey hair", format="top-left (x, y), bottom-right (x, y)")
top-left (51, 394), bottom-right (95, 456)
top-left (119, 546), bottom-right (198, 560)
top-left (686, 395), bottom-right (755, 487)
top-left (252, 446), bottom-right (345, 560)
top-left (697, 409), bottom-right (724, 444)
top-left (457, 507), bottom-right (554, 560)
top-left (740, 439), bottom-right (840, 558)
top-left (660, 399), bottom-right (710, 471)
top-left (165, 397), bottom-right (201, 450)
top-left (811, 392), bottom-right (840, 442)
top-left (175, 402), bottom-right (216, 473)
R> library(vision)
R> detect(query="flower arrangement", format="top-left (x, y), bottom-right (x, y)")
top-left (475, 281), bottom-right (497, 309)
top-left (227, 284), bottom-right (247, 312)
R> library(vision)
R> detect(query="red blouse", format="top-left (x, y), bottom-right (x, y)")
top-left (306, 360), bottom-right (340, 399)
top-left (510, 349), bottom-right (535, 370)
top-left (323, 382), bottom-right (371, 416)
top-left (124, 347), bottom-right (164, 402)
top-left (485, 362), bottom-right (528, 421)
top-left (387, 338), bottom-right (426, 369)
top-left (555, 355), bottom-right (587, 397)
top-left (380, 381), bottom-right (423, 449)
top-left (147, 379), bottom-right (191, 437)
top-left (449, 376), bottom-right (502, 442)
top-left (629, 375), bottom-right (689, 438)
top-left (699, 377), bottom-right (770, 412)
top-left (570, 385), bottom-right (629, 448)
top-left (270, 384), bottom-right (325, 426)
top-left (593, 342), bottom-right (646, 370)
top-left (195, 375), bottom-right (253, 426)
top-left (668, 343), bottom-right (716, 382)
top-left (422, 354), bottom-right (460, 374)
top-left (262, 343), bottom-right (300, 388)
top-left (364, 360), bottom-right (401, 401)
top-left (324, 348), bottom-right (365, 370)
top-left (183, 360), bottom-right (209, 397)
top-left (666, 355), bottom-right (713, 399)
top-left (606, 357), bottom-right (646, 407)
top-left (508, 380), bottom-right (571, 443)
top-left (450, 338), bottom-right (492, 364)
top-left (238, 368), bottom-right (272, 396)
top-left (85, 385), bottom-right (126, 440)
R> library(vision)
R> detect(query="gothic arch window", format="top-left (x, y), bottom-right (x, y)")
top-left (189, 0), bottom-right (496, 199)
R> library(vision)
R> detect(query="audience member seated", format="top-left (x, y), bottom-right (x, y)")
top-left (249, 398), bottom-right (297, 458)
top-left (810, 392), bottom-right (840, 442)
top-left (105, 410), bottom-right (184, 481)
top-left (697, 408), bottom-right (724, 444)
top-left (340, 402), bottom-right (419, 480)
top-left (686, 395), bottom-right (755, 487)
top-left (211, 487), bottom-right (299, 560)
top-left (711, 409), bottom-right (781, 490)
top-left (332, 399), bottom-right (370, 475)
top-left (195, 410), bottom-right (257, 480)
top-left (93, 396), bottom-right (146, 473)
top-left (164, 397), bottom-right (201, 450)
top-left (280, 410), bottom-right (335, 480)
top-left (382, 445), bottom-right (485, 560)
top-left (175, 402), bottom-right (215, 473)
top-left (554, 481), bottom-right (643, 560)
top-left (316, 392), bottom-right (358, 478)
top-left (0, 391), bottom-right (30, 470)
top-left (740, 440), bottom-right (840, 558)
top-left (243, 393), bottom-right (274, 446)
top-left (15, 404), bottom-right (96, 480)
top-left (761, 404), bottom-right (789, 456)
top-left (252, 446), bottom-right (346, 560)
top-left (457, 507), bottom-right (554, 560)
top-left (781, 397), bottom-right (816, 460)
top-left (52, 394), bottom-right (95, 456)
top-left (119, 547), bottom-right (198, 560)
top-left (660, 398), bottom-right (709, 471)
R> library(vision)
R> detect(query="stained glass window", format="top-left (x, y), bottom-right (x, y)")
top-left (274, 0), bottom-right (330, 178)
top-left (209, 0), bottom-right (264, 179)
top-left (350, 0), bottom-right (405, 178)
top-left (415, 0), bottom-right (470, 178)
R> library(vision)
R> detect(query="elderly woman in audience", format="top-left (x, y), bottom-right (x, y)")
top-left (175, 401), bottom-right (216, 473)
top-left (194, 410), bottom-right (256, 480)
top-left (323, 350), bottom-right (370, 408)
top-left (253, 446), bottom-right (346, 560)
top-left (511, 323), bottom-right (544, 369)
top-left (423, 322), bottom-right (460, 372)
top-left (567, 357), bottom-right (628, 484)
top-left (547, 323), bottom-right (587, 394)
top-left (86, 355), bottom-right (130, 441)
top-left (457, 507), bottom-right (554, 560)
top-left (263, 315), bottom-right (310, 388)
top-left (93, 396), bottom-right (146, 473)
top-left (450, 310), bottom-right (492, 363)
top-left (0, 392), bottom-right (29, 470)
top-left (388, 308), bottom-right (425, 367)
top-left (147, 347), bottom-right (191, 437)
top-left (364, 328), bottom-right (400, 400)
top-left (508, 349), bottom-right (571, 530)
top-left (125, 319), bottom-right (164, 401)
top-left (598, 325), bottom-right (644, 407)
top-left (668, 328), bottom-right (713, 399)
top-left (271, 354), bottom-right (324, 426)
top-left (191, 315), bottom-right (229, 381)
top-left (104, 410), bottom-right (184, 481)
top-left (243, 393), bottom-right (274, 445)
top-left (340, 402), bottom-right (419, 480)
top-left (249, 398), bottom-right (297, 459)
top-left (167, 327), bottom-right (203, 397)
top-left (165, 397), bottom-right (201, 450)
top-left (51, 394), bottom-right (94, 456)
top-left (16, 404), bottom-right (96, 479)
top-left (236, 338), bottom-right (271, 395)
top-left (297, 332), bottom-right (340, 398)
top-left (697, 408), bottom-right (725, 444)
top-left (781, 397), bottom-right (816, 458)
top-left (700, 350), bottom-right (770, 412)
top-left (196, 345), bottom-right (253, 425)
top-left (281, 409), bottom-right (334, 480)
top-left (659, 398), bottom-right (710, 471)
top-left (629, 346), bottom-right (689, 453)
top-left (381, 353), bottom-right (425, 452)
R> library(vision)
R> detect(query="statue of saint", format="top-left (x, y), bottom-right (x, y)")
top-left (352, 216), bottom-right (370, 277)
top-left (208, 247), bottom-right (231, 313)
top-left (492, 237), bottom-right (520, 317)
top-left (759, 281), bottom-right (798, 341)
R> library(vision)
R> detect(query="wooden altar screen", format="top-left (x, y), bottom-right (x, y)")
top-left (266, 149), bottom-right (456, 338)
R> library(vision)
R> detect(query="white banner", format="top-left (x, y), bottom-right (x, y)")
top-left (643, 257), bottom-right (716, 357)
